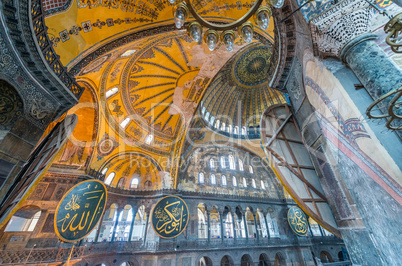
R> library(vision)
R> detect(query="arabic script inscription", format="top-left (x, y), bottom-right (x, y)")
top-left (151, 195), bottom-right (189, 239)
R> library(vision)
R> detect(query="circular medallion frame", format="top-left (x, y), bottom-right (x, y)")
top-left (287, 206), bottom-right (309, 237)
top-left (54, 180), bottom-right (107, 243)
top-left (151, 195), bottom-right (189, 239)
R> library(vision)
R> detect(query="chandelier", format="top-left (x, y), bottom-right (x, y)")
top-left (170, 0), bottom-right (284, 51)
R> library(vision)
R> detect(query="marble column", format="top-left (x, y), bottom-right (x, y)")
top-left (219, 212), bottom-right (225, 241)
top-left (242, 213), bottom-right (249, 241)
top-left (207, 211), bottom-right (211, 242)
top-left (232, 214), bottom-right (237, 241)
top-left (310, 0), bottom-right (402, 131)
top-left (128, 208), bottom-right (138, 242)
top-left (253, 213), bottom-right (260, 242)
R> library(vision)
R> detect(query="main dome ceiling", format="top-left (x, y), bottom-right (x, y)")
top-left (200, 43), bottom-right (287, 138)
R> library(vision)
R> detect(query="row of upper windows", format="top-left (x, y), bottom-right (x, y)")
top-left (209, 156), bottom-right (253, 173)
top-left (201, 104), bottom-right (247, 135)
top-left (198, 173), bottom-right (266, 189)
top-left (102, 170), bottom-right (140, 189)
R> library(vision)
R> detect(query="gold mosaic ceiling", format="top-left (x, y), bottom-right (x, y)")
top-left (200, 43), bottom-right (287, 131)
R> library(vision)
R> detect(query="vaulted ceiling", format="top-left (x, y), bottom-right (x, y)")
top-left (43, 0), bottom-right (281, 187)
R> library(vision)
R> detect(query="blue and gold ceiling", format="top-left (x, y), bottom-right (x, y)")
top-left (200, 43), bottom-right (287, 138)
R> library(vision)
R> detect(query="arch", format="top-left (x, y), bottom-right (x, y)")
top-left (241, 254), bottom-right (254, 266)
top-left (130, 178), bottom-right (139, 189)
top-left (238, 159), bottom-right (244, 171)
top-left (131, 205), bottom-right (146, 241)
top-left (199, 256), bottom-right (213, 266)
top-left (256, 209), bottom-right (267, 238)
top-left (260, 180), bottom-right (266, 190)
top-left (220, 156), bottom-right (226, 168)
top-left (223, 207), bottom-right (234, 238)
top-left (199, 172), bottom-right (205, 184)
top-left (309, 217), bottom-right (322, 236)
top-left (243, 177), bottom-right (247, 188)
top-left (245, 207), bottom-right (256, 238)
top-left (0, 80), bottom-right (24, 133)
top-left (232, 176), bottom-right (237, 187)
top-left (105, 86), bottom-right (119, 98)
top-left (221, 255), bottom-right (234, 266)
top-left (274, 253), bottom-right (286, 266)
top-left (197, 203), bottom-right (208, 239)
top-left (229, 155), bottom-right (235, 170)
top-left (117, 177), bottom-right (126, 188)
top-left (235, 206), bottom-right (245, 238)
top-left (215, 119), bottom-right (220, 129)
top-left (210, 174), bottom-right (216, 185)
top-left (320, 251), bottom-right (333, 263)
top-left (249, 165), bottom-right (254, 174)
top-left (210, 206), bottom-right (221, 239)
top-left (258, 253), bottom-right (270, 266)
top-left (252, 179), bottom-right (256, 188)
top-left (101, 168), bottom-right (108, 175)
top-left (145, 134), bottom-right (153, 145)
top-left (104, 172), bottom-right (116, 185)
top-left (221, 175), bottom-right (227, 186)
top-left (4, 206), bottom-right (41, 232)
top-left (210, 158), bottom-right (215, 169)
top-left (98, 203), bottom-right (118, 242)
top-left (115, 205), bottom-right (133, 241)
top-left (266, 211), bottom-right (280, 238)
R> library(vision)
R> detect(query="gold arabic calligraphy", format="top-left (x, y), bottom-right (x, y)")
top-left (289, 208), bottom-right (308, 235)
top-left (154, 201), bottom-right (186, 235)
top-left (56, 184), bottom-right (105, 238)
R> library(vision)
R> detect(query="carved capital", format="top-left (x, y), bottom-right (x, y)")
top-left (310, 0), bottom-right (375, 57)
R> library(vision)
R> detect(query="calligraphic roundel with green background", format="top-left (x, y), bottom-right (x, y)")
top-left (54, 180), bottom-right (107, 243)
top-left (287, 206), bottom-right (309, 237)
top-left (151, 195), bottom-right (189, 239)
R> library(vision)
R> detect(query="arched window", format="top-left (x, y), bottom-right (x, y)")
top-left (232, 176), bottom-right (237, 187)
top-left (261, 180), bottom-right (266, 189)
top-left (243, 177), bottom-right (247, 188)
top-left (202, 106), bottom-right (206, 115)
top-left (209, 158), bottom-right (215, 169)
top-left (221, 175), bottom-right (227, 186)
top-left (229, 155), bottom-right (235, 170)
top-left (210, 207), bottom-right (221, 238)
top-left (121, 49), bottom-right (136, 57)
top-left (117, 177), bottom-right (126, 189)
top-left (210, 174), bottom-right (216, 185)
top-left (234, 126), bottom-right (239, 135)
top-left (242, 126), bottom-right (247, 135)
top-left (101, 168), bottom-right (108, 175)
top-left (221, 122), bottom-right (226, 131)
top-left (220, 156), bottom-right (226, 168)
top-left (198, 204), bottom-right (208, 239)
top-left (145, 134), bottom-right (153, 145)
top-left (215, 119), bottom-right (220, 129)
top-left (98, 204), bottom-right (118, 242)
top-left (249, 165), bottom-right (254, 174)
top-left (120, 117), bottom-right (131, 129)
top-left (5, 210), bottom-right (41, 232)
top-left (224, 212), bottom-right (234, 238)
top-left (210, 116), bottom-right (215, 125)
top-left (131, 205), bottom-right (146, 241)
top-left (105, 87), bottom-right (119, 98)
top-left (130, 178), bottom-right (139, 189)
top-left (239, 159), bottom-right (244, 171)
top-left (115, 205), bottom-right (133, 241)
top-left (227, 125), bottom-right (232, 133)
top-left (205, 112), bottom-right (210, 120)
top-left (199, 172), bottom-right (205, 184)
top-left (104, 172), bottom-right (115, 185)
top-left (252, 179), bottom-right (256, 188)
top-left (309, 218), bottom-right (322, 236)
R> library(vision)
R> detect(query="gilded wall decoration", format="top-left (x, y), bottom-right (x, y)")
top-left (0, 80), bottom-right (23, 130)
top-left (97, 133), bottom-right (119, 159)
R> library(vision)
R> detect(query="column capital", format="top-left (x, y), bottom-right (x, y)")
top-left (310, 0), bottom-right (375, 58)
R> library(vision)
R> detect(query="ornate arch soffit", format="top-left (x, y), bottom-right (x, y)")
top-left (270, 0), bottom-right (297, 90)
top-left (67, 20), bottom-right (275, 76)
top-left (99, 152), bottom-right (163, 174)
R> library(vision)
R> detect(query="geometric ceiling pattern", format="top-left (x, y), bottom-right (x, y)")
top-left (99, 31), bottom-right (199, 155)
top-left (201, 43), bottom-right (287, 135)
